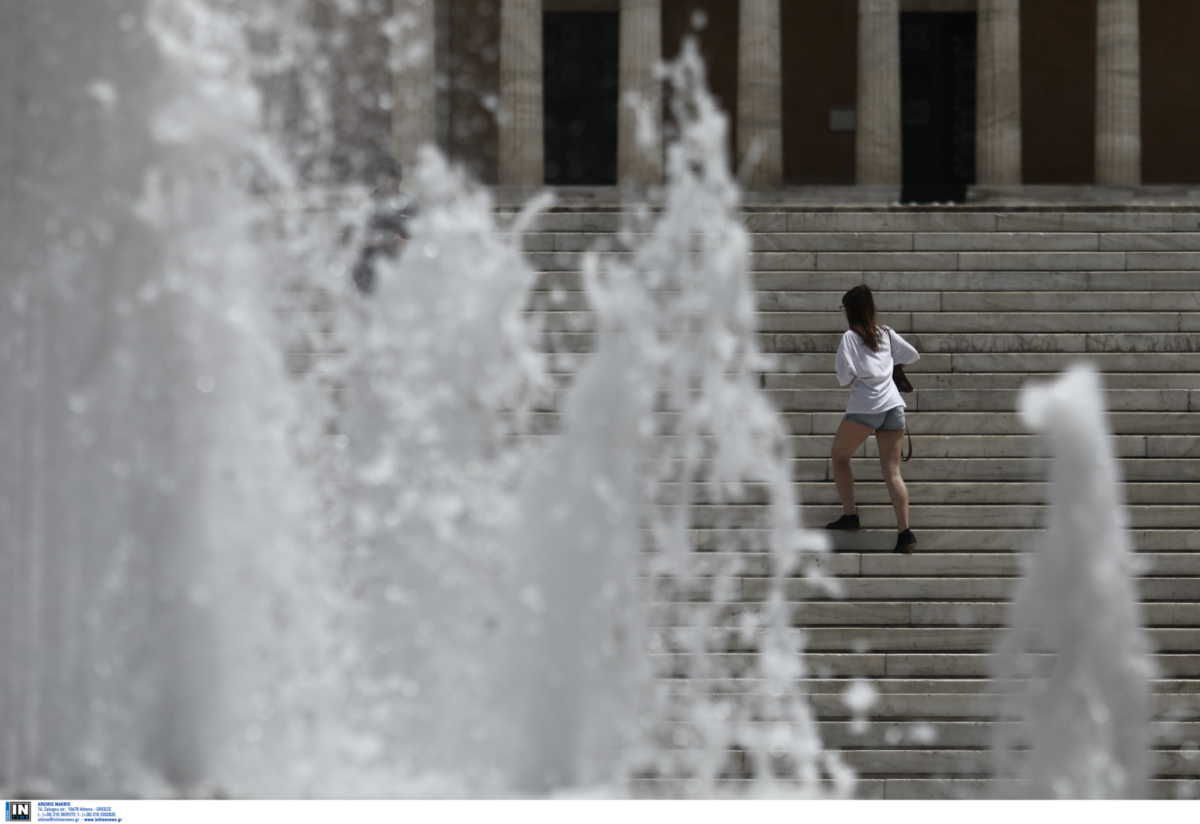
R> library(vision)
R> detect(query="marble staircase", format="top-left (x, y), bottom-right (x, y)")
top-left (518, 205), bottom-right (1200, 800)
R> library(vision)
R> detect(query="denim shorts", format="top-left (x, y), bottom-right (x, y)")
top-left (844, 405), bottom-right (906, 431)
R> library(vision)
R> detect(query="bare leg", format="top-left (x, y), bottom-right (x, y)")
top-left (831, 419), bottom-right (874, 516)
top-left (876, 429), bottom-right (910, 531)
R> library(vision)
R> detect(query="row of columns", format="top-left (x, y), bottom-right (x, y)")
top-left (401, 0), bottom-right (1143, 188)
top-left (855, 0), bottom-right (1143, 187)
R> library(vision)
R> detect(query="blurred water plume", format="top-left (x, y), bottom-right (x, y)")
top-left (991, 363), bottom-right (1155, 798)
top-left (1, 2), bottom-right (849, 800)
top-left (609, 40), bottom-right (849, 798)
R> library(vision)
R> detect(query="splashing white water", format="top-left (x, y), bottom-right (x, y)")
top-left (991, 363), bottom-right (1155, 798)
top-left (609, 40), bottom-right (848, 798)
top-left (0, 4), bottom-right (854, 799)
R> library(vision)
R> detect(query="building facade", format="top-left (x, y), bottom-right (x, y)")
top-left (376, 0), bottom-right (1200, 202)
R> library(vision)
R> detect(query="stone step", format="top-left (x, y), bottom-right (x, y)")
top-left (814, 457), bottom-right (1196, 481)
top-left (816, 457), bottom-right (1187, 482)
top-left (535, 289), bottom-right (1200, 313)
top-left (683, 528), bottom-right (1200, 552)
top-left (526, 248), bottom-right (1200, 274)
top-left (788, 432), bottom-right (1157, 456)
top-left (784, 211), bottom-right (1200, 233)
top-left (645, 456), bottom-right (1200, 482)
top-left (791, 504), bottom-right (1200, 530)
top-left (776, 410), bottom-right (1200, 436)
top-left (768, 373), bottom-right (1200, 390)
top-left (741, 749), bottom-right (1200, 779)
top-left (665, 481), bottom-right (1200, 506)
top-left (525, 230), bottom-right (1200, 253)
top-left (526, 230), bottom-right (1200, 253)
top-left (768, 332), bottom-right (1200, 354)
top-left (628, 777), bottom-right (1200, 800)
top-left (534, 269), bottom-right (1200, 292)
top-left (780, 432), bottom-right (1144, 456)
top-left (667, 577), bottom-right (1199, 604)
top-left (648, 457), bottom-right (1199, 486)
top-left (647, 601), bottom-right (1200, 628)
top-left (684, 551), bottom-right (1200, 578)
top-left (773, 352), bottom-right (1200, 372)
top-left (672, 504), bottom-right (1200, 530)
top-left (521, 210), bottom-right (1200, 234)
top-left (814, 720), bottom-right (1200, 749)
top-left (814, 481), bottom-right (1199, 506)
top-left (867, 779), bottom-right (1198, 800)
top-left (541, 328), bottom-right (1200, 355)
top-left (661, 680), bottom-right (1200, 698)
top-left (650, 689), bottom-right (1200, 720)
top-left (655, 652), bottom-right (1200, 679)
top-left (539, 310), bottom-right (1197, 334)
top-left (940, 290), bottom-right (1200, 312)
top-left (764, 387), bottom-right (1195, 410)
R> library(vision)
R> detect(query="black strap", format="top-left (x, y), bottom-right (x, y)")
top-left (887, 327), bottom-right (914, 462)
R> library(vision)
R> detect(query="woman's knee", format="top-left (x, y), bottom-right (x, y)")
top-left (831, 451), bottom-right (855, 467)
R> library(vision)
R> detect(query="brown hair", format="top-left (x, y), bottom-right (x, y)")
top-left (842, 284), bottom-right (881, 351)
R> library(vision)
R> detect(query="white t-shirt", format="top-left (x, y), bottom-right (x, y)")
top-left (835, 325), bottom-right (920, 415)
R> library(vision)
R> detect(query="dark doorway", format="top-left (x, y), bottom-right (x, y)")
top-left (900, 13), bottom-right (976, 203)
top-left (543, 12), bottom-right (619, 185)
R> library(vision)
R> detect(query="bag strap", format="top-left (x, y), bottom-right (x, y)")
top-left (887, 326), bottom-right (914, 463)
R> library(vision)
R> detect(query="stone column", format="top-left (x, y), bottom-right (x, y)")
top-left (499, 0), bottom-right (544, 185)
top-left (856, 0), bottom-right (901, 185)
top-left (392, 0), bottom-right (437, 175)
top-left (618, 0), bottom-right (662, 184)
top-left (737, 0), bottom-right (783, 188)
top-left (1095, 0), bottom-right (1141, 184)
top-left (976, 0), bottom-right (1022, 184)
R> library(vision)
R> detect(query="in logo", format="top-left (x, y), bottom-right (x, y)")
top-left (4, 802), bottom-right (30, 822)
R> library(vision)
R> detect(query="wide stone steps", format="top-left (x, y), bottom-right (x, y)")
top-left (540, 310), bottom-right (1199, 333)
top-left (541, 330), bottom-right (1200, 354)
top-left (767, 388), bottom-right (1196, 410)
top-left (723, 748), bottom-right (1198, 778)
top-left (681, 531), bottom-right (1200, 555)
top-left (509, 206), bottom-right (1200, 797)
top-left (529, 411), bottom-right (1200, 435)
top-left (658, 581), bottom-right (1200, 606)
top-left (686, 551), bottom-right (1200, 576)
top-left (534, 269), bottom-right (1200, 292)
top-left (767, 373), bottom-right (1200, 389)
top-left (656, 652), bottom-right (1200, 679)
top-left (525, 231), bottom-right (1200, 253)
top-left (532, 290), bottom-right (1200, 312)
top-left (649, 691), bottom-right (1200, 723)
top-left (656, 481), bottom-right (1198, 505)
top-left (629, 778), bottom-right (1200, 800)
top-left (649, 601), bottom-right (1200, 627)
top-left (771, 352), bottom-right (1200, 371)
top-left (511, 209), bottom-right (1200, 233)
top-left (780, 433), bottom-right (1191, 454)
top-left (527, 250), bottom-right (1200, 273)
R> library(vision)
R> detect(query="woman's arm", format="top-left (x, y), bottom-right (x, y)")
top-left (889, 328), bottom-right (920, 365)
top-left (835, 333), bottom-right (857, 386)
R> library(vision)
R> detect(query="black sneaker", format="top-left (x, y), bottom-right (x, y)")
top-left (894, 529), bottom-right (917, 554)
top-left (826, 514), bottom-right (861, 531)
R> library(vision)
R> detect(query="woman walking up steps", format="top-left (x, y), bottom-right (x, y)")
top-left (825, 285), bottom-right (921, 554)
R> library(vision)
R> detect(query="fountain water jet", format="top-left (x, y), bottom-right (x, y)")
top-left (0, 3), bottom-right (853, 799)
top-left (0, 0), bottom-right (339, 797)
top-left (991, 363), bottom-right (1155, 798)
